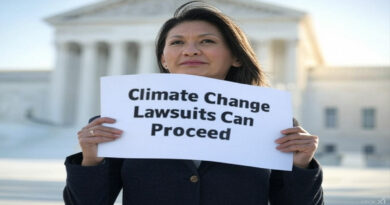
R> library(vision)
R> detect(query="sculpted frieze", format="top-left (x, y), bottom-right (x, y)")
top-left (53, 0), bottom-right (295, 24)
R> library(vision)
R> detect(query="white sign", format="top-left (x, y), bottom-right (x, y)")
top-left (99, 74), bottom-right (293, 171)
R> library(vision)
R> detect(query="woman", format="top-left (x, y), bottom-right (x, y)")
top-left (64, 1), bottom-right (323, 205)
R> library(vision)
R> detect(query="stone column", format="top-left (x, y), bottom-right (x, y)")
top-left (284, 39), bottom-right (302, 120)
top-left (137, 41), bottom-right (157, 74)
top-left (255, 40), bottom-right (273, 74)
top-left (285, 39), bottom-right (298, 87)
top-left (49, 42), bottom-right (69, 125)
top-left (108, 41), bottom-right (127, 75)
top-left (77, 42), bottom-right (99, 125)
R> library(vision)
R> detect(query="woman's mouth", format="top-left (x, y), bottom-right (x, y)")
top-left (180, 60), bottom-right (207, 66)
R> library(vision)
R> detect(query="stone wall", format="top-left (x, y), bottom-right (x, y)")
top-left (0, 70), bottom-right (50, 122)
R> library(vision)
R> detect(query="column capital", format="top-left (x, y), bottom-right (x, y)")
top-left (80, 41), bottom-right (100, 49)
top-left (109, 40), bottom-right (127, 45)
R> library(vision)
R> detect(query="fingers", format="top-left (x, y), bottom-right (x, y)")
top-left (275, 132), bottom-right (317, 144)
top-left (79, 117), bottom-right (122, 137)
top-left (79, 127), bottom-right (122, 139)
top-left (275, 126), bottom-right (319, 153)
top-left (280, 126), bottom-right (307, 135)
top-left (89, 125), bottom-right (123, 136)
top-left (276, 139), bottom-right (317, 152)
top-left (85, 117), bottom-right (117, 129)
top-left (79, 135), bottom-right (118, 145)
top-left (78, 117), bottom-right (123, 146)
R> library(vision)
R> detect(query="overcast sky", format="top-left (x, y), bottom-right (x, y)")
top-left (0, 0), bottom-right (389, 70)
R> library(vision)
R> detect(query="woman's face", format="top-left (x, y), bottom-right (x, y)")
top-left (161, 20), bottom-right (240, 80)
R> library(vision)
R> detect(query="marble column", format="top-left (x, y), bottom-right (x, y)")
top-left (77, 42), bottom-right (99, 125)
top-left (255, 40), bottom-right (273, 74)
top-left (137, 41), bottom-right (157, 74)
top-left (49, 42), bottom-right (69, 125)
top-left (284, 39), bottom-right (302, 120)
top-left (108, 41), bottom-right (127, 75)
top-left (285, 39), bottom-right (298, 87)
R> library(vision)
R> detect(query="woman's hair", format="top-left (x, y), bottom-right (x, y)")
top-left (155, 1), bottom-right (268, 86)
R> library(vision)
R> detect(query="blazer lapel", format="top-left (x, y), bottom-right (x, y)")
top-left (198, 161), bottom-right (217, 174)
top-left (183, 160), bottom-right (198, 173)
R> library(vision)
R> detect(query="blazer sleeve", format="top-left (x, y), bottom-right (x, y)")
top-left (63, 153), bottom-right (123, 205)
top-left (268, 118), bottom-right (324, 205)
top-left (63, 116), bottom-right (123, 205)
top-left (268, 158), bottom-right (324, 205)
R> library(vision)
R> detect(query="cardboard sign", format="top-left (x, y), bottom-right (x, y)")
top-left (99, 74), bottom-right (293, 170)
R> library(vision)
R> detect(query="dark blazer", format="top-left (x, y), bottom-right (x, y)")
top-left (63, 117), bottom-right (324, 205)
top-left (63, 155), bottom-right (323, 205)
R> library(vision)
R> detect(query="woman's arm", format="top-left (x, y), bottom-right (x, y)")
top-left (269, 158), bottom-right (324, 205)
top-left (63, 116), bottom-right (124, 205)
top-left (269, 120), bottom-right (324, 204)
top-left (63, 153), bottom-right (124, 205)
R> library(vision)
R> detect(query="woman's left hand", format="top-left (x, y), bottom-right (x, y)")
top-left (275, 126), bottom-right (319, 169)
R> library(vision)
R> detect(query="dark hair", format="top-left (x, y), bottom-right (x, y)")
top-left (155, 1), bottom-right (268, 86)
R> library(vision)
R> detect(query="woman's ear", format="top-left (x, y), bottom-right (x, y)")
top-left (161, 55), bottom-right (168, 70)
top-left (232, 58), bottom-right (242, 67)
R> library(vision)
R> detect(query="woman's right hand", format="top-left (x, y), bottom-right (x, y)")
top-left (77, 117), bottom-right (123, 166)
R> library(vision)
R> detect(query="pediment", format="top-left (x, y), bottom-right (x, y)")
top-left (46, 0), bottom-right (306, 25)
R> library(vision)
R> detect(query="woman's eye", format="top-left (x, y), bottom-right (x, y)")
top-left (201, 39), bottom-right (215, 44)
top-left (200, 39), bottom-right (216, 44)
top-left (169, 40), bottom-right (183, 45)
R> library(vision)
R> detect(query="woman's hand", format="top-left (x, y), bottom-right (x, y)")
top-left (77, 117), bottom-right (123, 166)
top-left (275, 126), bottom-right (319, 169)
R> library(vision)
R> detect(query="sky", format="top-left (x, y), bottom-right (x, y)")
top-left (0, 0), bottom-right (389, 70)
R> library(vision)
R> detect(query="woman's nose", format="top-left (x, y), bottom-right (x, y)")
top-left (182, 44), bottom-right (200, 56)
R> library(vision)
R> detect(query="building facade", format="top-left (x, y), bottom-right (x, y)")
top-left (44, 0), bottom-right (323, 125)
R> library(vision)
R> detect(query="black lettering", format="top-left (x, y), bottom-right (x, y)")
top-left (192, 107), bottom-right (198, 119)
top-left (228, 98), bottom-right (238, 107)
top-left (262, 103), bottom-right (270, 112)
top-left (220, 128), bottom-right (231, 140)
top-left (243, 117), bottom-right (254, 126)
top-left (144, 109), bottom-right (154, 118)
top-left (217, 93), bottom-right (228, 105)
top-left (151, 91), bottom-right (168, 100)
top-left (221, 111), bottom-right (233, 124)
top-left (151, 123), bottom-right (163, 136)
top-left (207, 112), bottom-right (216, 121)
top-left (128, 89), bottom-right (139, 100)
top-left (169, 92), bottom-right (179, 100)
top-left (180, 109), bottom-right (192, 119)
top-left (188, 93), bottom-right (198, 102)
top-left (170, 109), bottom-right (179, 118)
top-left (196, 129), bottom-right (207, 138)
top-left (164, 127), bottom-right (172, 136)
top-left (133, 106), bottom-right (143, 118)
top-left (199, 108), bottom-right (207, 120)
top-left (250, 102), bottom-right (260, 113)
top-left (154, 109), bottom-right (170, 118)
top-left (207, 129), bottom-right (218, 139)
top-left (145, 88), bottom-right (151, 99)
top-left (173, 127), bottom-right (185, 136)
top-left (186, 128), bottom-right (196, 137)
top-left (180, 90), bottom-right (189, 101)
top-left (238, 99), bottom-right (249, 109)
top-left (204, 92), bottom-right (216, 104)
